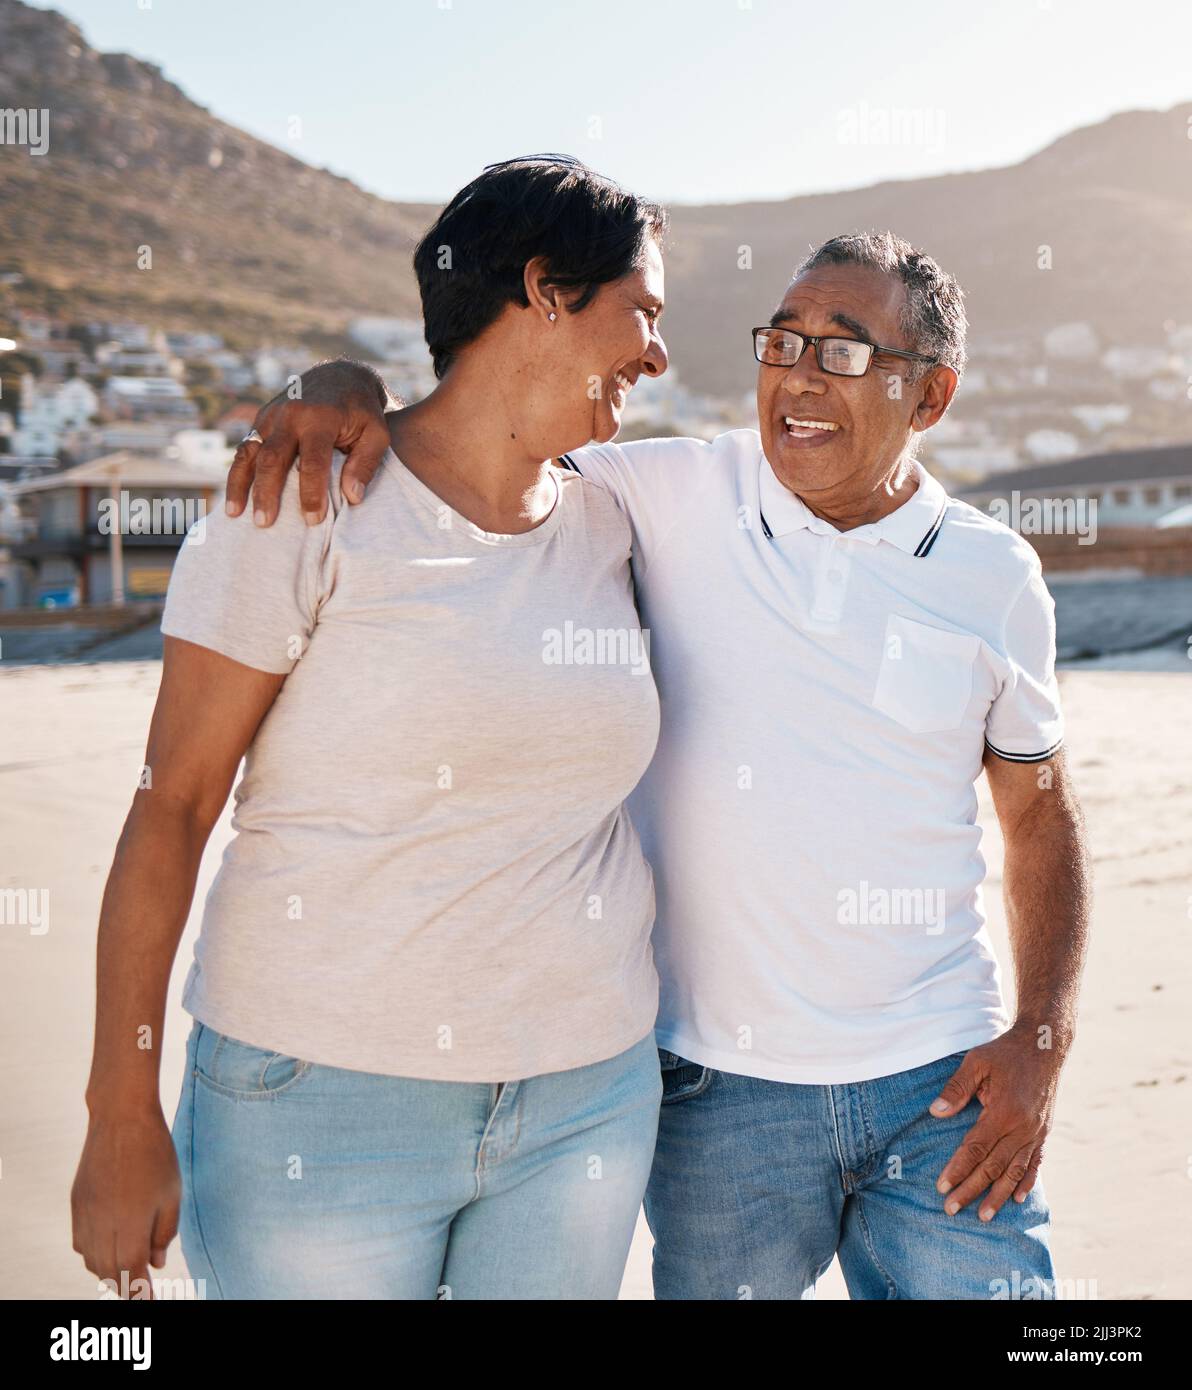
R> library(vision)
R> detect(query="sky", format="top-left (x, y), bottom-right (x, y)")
top-left (26, 0), bottom-right (1192, 206)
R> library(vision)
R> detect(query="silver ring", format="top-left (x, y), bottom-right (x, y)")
top-left (240, 429), bottom-right (264, 447)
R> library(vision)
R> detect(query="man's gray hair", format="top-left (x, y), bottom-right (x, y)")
top-left (794, 230), bottom-right (967, 381)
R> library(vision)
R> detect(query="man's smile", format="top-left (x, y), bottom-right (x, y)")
top-left (780, 414), bottom-right (843, 446)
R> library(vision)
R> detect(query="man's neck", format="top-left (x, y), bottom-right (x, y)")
top-left (799, 455), bottom-right (920, 532)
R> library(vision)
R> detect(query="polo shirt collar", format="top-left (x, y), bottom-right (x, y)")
top-left (758, 453), bottom-right (950, 557)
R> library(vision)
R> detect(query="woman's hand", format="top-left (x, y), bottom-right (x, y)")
top-left (74, 639), bottom-right (285, 1297)
top-left (71, 1111), bottom-right (181, 1299)
top-left (226, 359), bottom-right (396, 528)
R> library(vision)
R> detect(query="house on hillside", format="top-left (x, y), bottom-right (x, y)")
top-left (103, 376), bottom-right (198, 424)
top-left (68, 420), bottom-right (188, 461)
top-left (207, 350), bottom-right (255, 392)
top-left (88, 321), bottom-right (154, 351)
top-left (12, 376), bottom-right (100, 456)
top-left (957, 443), bottom-right (1192, 528)
top-left (9, 451), bottom-right (224, 608)
top-left (162, 330), bottom-right (225, 359)
top-left (348, 317), bottom-right (425, 359)
top-left (95, 343), bottom-right (179, 377)
top-left (13, 311), bottom-right (58, 345)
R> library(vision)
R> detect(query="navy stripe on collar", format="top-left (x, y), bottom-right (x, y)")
top-left (913, 501), bottom-right (949, 557)
top-left (759, 499), bottom-right (949, 555)
top-left (558, 453), bottom-right (582, 476)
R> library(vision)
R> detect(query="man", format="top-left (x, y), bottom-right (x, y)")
top-left (228, 231), bottom-right (1089, 1299)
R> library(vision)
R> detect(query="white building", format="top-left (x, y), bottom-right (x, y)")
top-left (1070, 403), bottom-right (1131, 434)
top-left (95, 343), bottom-right (180, 377)
top-left (1043, 322), bottom-right (1099, 360)
top-left (89, 321), bottom-right (154, 351)
top-left (253, 347), bottom-right (310, 394)
top-left (1149, 378), bottom-right (1187, 403)
top-left (1165, 324), bottom-right (1192, 375)
top-left (103, 376), bottom-right (197, 423)
top-left (12, 375), bottom-right (100, 455)
top-left (207, 350), bottom-right (255, 392)
top-left (1099, 346), bottom-right (1177, 382)
top-left (347, 318), bottom-right (436, 402)
top-left (70, 421), bottom-right (182, 460)
top-left (959, 443), bottom-right (1192, 528)
top-left (161, 330), bottom-right (225, 359)
top-left (168, 429), bottom-right (231, 470)
top-left (11, 450), bottom-right (227, 607)
top-left (14, 310), bottom-right (55, 344)
top-left (348, 317), bottom-right (426, 360)
top-left (1024, 429), bottom-right (1081, 464)
top-left (929, 443), bottom-right (1020, 476)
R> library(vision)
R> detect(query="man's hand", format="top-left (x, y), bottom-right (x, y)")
top-left (931, 1023), bottom-right (1064, 1222)
top-left (932, 746), bottom-right (1088, 1224)
top-left (225, 359), bottom-right (395, 527)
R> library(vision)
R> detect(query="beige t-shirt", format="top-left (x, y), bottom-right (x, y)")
top-left (162, 451), bottom-right (660, 1082)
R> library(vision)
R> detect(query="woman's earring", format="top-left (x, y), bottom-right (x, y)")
top-left (548, 312), bottom-right (557, 321)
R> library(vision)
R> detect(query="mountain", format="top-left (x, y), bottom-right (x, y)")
top-left (661, 107), bottom-right (1192, 394)
top-left (3, 0), bottom-right (1192, 395)
top-left (0, 0), bottom-right (433, 355)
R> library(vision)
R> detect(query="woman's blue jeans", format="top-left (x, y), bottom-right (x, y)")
top-left (172, 1020), bottom-right (661, 1299)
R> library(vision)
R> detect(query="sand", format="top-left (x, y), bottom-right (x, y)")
top-left (1, 661), bottom-right (1188, 1300)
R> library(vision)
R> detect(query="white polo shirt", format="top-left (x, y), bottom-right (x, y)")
top-left (564, 429), bottom-right (1064, 1084)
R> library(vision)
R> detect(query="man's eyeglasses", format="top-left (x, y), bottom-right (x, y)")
top-left (752, 326), bottom-right (938, 378)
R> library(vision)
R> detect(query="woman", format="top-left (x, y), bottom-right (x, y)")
top-left (71, 155), bottom-right (670, 1299)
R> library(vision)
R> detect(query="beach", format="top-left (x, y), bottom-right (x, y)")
top-left (1, 660), bottom-right (1188, 1300)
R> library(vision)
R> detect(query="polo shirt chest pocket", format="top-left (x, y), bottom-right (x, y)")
top-left (872, 614), bottom-right (981, 734)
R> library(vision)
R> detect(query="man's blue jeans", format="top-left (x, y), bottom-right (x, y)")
top-left (645, 1047), bottom-right (1056, 1300)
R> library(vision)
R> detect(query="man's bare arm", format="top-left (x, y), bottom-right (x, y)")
top-left (987, 748), bottom-right (1090, 1050)
top-left (931, 748), bottom-right (1091, 1220)
top-left (225, 359), bottom-right (397, 527)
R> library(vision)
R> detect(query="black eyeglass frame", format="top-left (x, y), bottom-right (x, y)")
top-left (752, 326), bottom-right (939, 376)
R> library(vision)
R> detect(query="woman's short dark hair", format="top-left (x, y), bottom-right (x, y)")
top-left (413, 154), bottom-right (667, 379)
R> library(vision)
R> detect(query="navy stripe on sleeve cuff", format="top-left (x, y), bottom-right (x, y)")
top-left (984, 737), bottom-right (1064, 764)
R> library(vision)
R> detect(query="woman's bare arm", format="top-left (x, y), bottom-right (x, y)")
top-left (71, 636), bottom-right (284, 1296)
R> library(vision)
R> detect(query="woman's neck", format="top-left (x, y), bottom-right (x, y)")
top-left (387, 367), bottom-right (558, 535)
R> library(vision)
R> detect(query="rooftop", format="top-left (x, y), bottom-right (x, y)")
top-left (959, 443), bottom-right (1192, 496)
top-left (14, 451), bottom-right (226, 494)
top-left (104, 376), bottom-right (187, 397)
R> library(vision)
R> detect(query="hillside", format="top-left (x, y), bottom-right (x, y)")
top-left (661, 105), bottom-right (1192, 393)
top-left (0, 0), bottom-right (433, 354)
top-left (2, 0), bottom-right (1192, 394)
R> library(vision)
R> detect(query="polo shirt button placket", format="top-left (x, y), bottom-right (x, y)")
top-left (811, 538), bottom-right (848, 625)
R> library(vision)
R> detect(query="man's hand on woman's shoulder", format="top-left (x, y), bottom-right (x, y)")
top-left (226, 359), bottom-right (396, 528)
